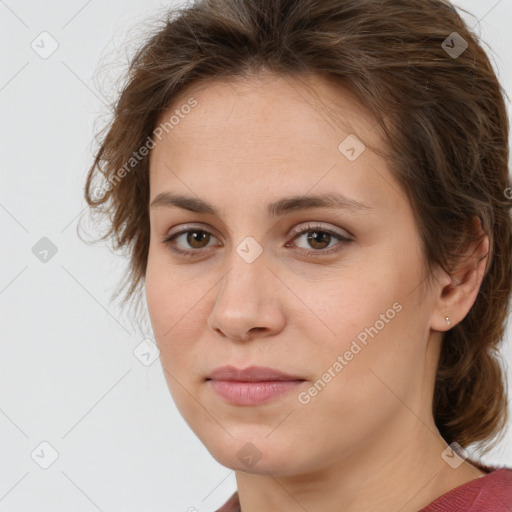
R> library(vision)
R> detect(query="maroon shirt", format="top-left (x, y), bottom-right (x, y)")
top-left (216, 464), bottom-right (512, 511)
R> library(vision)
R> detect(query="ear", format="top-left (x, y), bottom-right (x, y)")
top-left (430, 216), bottom-right (490, 332)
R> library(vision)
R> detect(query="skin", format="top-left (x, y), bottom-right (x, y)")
top-left (145, 71), bottom-right (489, 512)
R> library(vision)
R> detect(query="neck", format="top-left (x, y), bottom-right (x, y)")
top-left (235, 414), bottom-right (484, 512)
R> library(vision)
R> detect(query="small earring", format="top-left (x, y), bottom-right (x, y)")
top-left (445, 316), bottom-right (451, 326)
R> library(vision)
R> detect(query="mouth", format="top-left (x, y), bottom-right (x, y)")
top-left (206, 365), bottom-right (306, 405)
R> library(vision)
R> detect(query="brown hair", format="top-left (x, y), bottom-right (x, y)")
top-left (82, 0), bottom-right (512, 455)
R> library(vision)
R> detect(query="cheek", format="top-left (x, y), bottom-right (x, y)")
top-left (144, 249), bottom-right (188, 360)
top-left (145, 245), bottom-right (188, 333)
top-left (144, 262), bottom-right (192, 407)
top-left (144, 251), bottom-right (168, 336)
top-left (299, 265), bottom-right (400, 346)
top-left (144, 250), bottom-right (206, 373)
top-left (306, 260), bottom-right (425, 390)
top-left (145, 261), bottom-right (213, 440)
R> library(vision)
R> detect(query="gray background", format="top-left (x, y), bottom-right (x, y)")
top-left (1, 0), bottom-right (511, 510)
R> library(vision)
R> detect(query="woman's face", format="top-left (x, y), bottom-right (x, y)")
top-left (145, 72), bottom-right (446, 476)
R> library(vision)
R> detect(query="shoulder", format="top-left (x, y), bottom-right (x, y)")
top-left (421, 465), bottom-right (512, 512)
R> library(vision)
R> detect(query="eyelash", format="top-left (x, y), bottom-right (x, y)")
top-left (161, 223), bottom-right (352, 258)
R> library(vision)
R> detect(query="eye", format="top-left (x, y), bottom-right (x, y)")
top-left (162, 227), bottom-right (220, 256)
top-left (287, 223), bottom-right (352, 256)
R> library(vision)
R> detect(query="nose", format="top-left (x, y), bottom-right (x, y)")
top-left (207, 252), bottom-right (286, 342)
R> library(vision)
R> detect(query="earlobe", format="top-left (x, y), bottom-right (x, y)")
top-left (431, 217), bottom-right (490, 332)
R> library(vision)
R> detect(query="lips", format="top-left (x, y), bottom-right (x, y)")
top-left (206, 365), bottom-right (305, 382)
top-left (206, 365), bottom-right (306, 405)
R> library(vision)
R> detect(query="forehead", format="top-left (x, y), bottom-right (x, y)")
top-left (155, 71), bottom-right (380, 148)
top-left (148, 72), bottom-right (404, 216)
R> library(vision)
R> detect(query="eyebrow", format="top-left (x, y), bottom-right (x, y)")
top-left (150, 192), bottom-right (372, 216)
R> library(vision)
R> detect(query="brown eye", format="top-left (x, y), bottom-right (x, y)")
top-left (306, 231), bottom-right (332, 250)
top-left (163, 228), bottom-right (219, 256)
top-left (289, 223), bottom-right (351, 255)
top-left (186, 230), bottom-right (211, 249)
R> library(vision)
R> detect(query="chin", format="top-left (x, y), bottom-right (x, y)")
top-left (200, 430), bottom-right (304, 476)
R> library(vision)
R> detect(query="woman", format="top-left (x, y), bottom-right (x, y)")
top-left (83, 0), bottom-right (512, 510)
